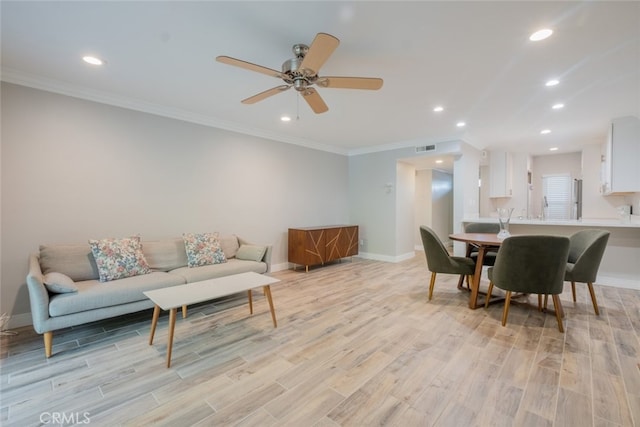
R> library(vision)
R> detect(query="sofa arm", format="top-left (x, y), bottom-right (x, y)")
top-left (26, 253), bottom-right (51, 333)
top-left (237, 237), bottom-right (273, 273)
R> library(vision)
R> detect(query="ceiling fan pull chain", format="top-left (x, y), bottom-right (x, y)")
top-left (296, 92), bottom-right (300, 121)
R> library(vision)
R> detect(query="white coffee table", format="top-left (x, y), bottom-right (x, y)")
top-left (144, 272), bottom-right (280, 368)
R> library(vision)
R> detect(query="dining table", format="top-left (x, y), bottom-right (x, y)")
top-left (449, 232), bottom-right (504, 309)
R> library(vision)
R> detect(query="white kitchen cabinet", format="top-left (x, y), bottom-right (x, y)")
top-left (489, 150), bottom-right (513, 198)
top-left (602, 116), bottom-right (640, 194)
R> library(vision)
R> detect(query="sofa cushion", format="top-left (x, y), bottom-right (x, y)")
top-left (182, 232), bottom-right (227, 267)
top-left (39, 244), bottom-right (99, 282)
top-left (43, 272), bottom-right (78, 293)
top-left (89, 236), bottom-right (152, 282)
top-left (169, 258), bottom-right (267, 283)
top-left (218, 234), bottom-right (240, 259)
top-left (143, 238), bottom-right (188, 271)
top-left (48, 272), bottom-right (186, 317)
top-left (236, 244), bottom-right (267, 262)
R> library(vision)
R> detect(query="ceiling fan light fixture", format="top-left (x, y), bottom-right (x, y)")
top-left (530, 29), bottom-right (553, 41)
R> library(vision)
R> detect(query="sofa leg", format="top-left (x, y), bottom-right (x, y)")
top-left (44, 331), bottom-right (53, 358)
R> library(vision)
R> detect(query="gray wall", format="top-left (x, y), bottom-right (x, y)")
top-left (349, 140), bottom-right (480, 261)
top-left (1, 83), bottom-right (349, 324)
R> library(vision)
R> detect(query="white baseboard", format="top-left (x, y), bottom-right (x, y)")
top-left (270, 262), bottom-right (291, 273)
top-left (596, 275), bottom-right (640, 290)
top-left (357, 252), bottom-right (416, 263)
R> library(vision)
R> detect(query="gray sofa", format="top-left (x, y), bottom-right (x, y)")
top-left (26, 235), bottom-right (272, 357)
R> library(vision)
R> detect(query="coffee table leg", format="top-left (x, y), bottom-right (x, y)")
top-left (149, 305), bottom-right (160, 345)
top-left (264, 285), bottom-right (277, 327)
top-left (248, 290), bottom-right (253, 314)
top-left (182, 305), bottom-right (187, 318)
top-left (167, 308), bottom-right (177, 368)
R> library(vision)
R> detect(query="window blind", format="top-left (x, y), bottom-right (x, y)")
top-left (542, 174), bottom-right (572, 220)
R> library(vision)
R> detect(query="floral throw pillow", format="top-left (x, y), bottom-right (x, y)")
top-left (182, 232), bottom-right (227, 268)
top-left (89, 236), bottom-right (151, 282)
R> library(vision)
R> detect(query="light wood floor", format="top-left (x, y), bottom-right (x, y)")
top-left (1, 254), bottom-right (639, 426)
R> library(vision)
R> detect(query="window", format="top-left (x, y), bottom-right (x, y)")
top-left (542, 174), bottom-right (572, 220)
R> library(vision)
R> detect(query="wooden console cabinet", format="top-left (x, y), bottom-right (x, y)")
top-left (288, 225), bottom-right (359, 271)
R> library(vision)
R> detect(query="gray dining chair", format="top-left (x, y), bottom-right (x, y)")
top-left (456, 222), bottom-right (500, 289)
top-left (420, 226), bottom-right (476, 301)
top-left (565, 229), bottom-right (610, 315)
top-left (485, 235), bottom-right (570, 332)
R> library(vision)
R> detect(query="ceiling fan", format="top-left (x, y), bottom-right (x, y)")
top-left (216, 33), bottom-right (383, 114)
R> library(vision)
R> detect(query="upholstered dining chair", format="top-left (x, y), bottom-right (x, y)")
top-left (419, 226), bottom-right (476, 300)
top-left (485, 235), bottom-right (570, 332)
top-left (457, 222), bottom-right (501, 289)
top-left (564, 229), bottom-right (610, 315)
top-left (464, 222), bottom-right (500, 261)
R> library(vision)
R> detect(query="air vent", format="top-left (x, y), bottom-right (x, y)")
top-left (415, 145), bottom-right (436, 153)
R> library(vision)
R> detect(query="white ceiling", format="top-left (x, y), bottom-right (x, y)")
top-left (2, 1), bottom-right (639, 158)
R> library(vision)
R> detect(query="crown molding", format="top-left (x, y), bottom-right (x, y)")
top-left (1, 67), bottom-right (349, 156)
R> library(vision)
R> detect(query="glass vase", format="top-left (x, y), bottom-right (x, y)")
top-left (497, 208), bottom-right (514, 239)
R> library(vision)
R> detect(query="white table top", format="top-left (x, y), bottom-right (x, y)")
top-left (144, 272), bottom-right (280, 310)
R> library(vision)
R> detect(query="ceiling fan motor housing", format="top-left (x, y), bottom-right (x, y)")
top-left (282, 54), bottom-right (317, 91)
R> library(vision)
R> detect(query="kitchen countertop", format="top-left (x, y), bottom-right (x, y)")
top-left (462, 217), bottom-right (640, 228)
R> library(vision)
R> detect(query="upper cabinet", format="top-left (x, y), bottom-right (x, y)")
top-left (489, 150), bottom-right (513, 198)
top-left (602, 116), bottom-right (640, 194)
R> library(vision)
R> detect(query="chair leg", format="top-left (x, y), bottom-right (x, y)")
top-left (571, 281), bottom-right (577, 302)
top-left (538, 294), bottom-right (542, 312)
top-left (551, 294), bottom-right (564, 332)
top-left (428, 272), bottom-right (437, 300)
top-left (44, 331), bottom-right (53, 358)
top-left (485, 282), bottom-right (494, 308)
top-left (456, 274), bottom-right (465, 290)
top-left (543, 294), bottom-right (549, 311)
top-left (587, 282), bottom-right (600, 315)
top-left (501, 291), bottom-right (512, 326)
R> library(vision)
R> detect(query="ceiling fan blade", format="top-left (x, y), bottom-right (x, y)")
top-left (299, 33), bottom-right (339, 76)
top-left (301, 88), bottom-right (328, 114)
top-left (216, 55), bottom-right (284, 79)
top-left (241, 85), bottom-right (291, 104)
top-left (317, 76), bottom-right (383, 90)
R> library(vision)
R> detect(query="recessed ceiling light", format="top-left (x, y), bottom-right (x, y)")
top-left (456, 121), bottom-right (466, 128)
top-left (541, 129), bottom-right (551, 134)
top-left (82, 56), bottom-right (104, 66)
top-left (545, 79), bottom-right (560, 87)
top-left (549, 147), bottom-right (559, 151)
top-left (552, 103), bottom-right (565, 110)
top-left (433, 106), bottom-right (444, 112)
top-left (529, 29), bottom-right (553, 41)
top-left (280, 116), bottom-right (291, 122)
top-left (435, 159), bottom-right (443, 164)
